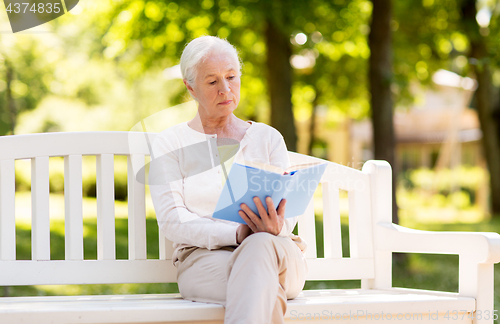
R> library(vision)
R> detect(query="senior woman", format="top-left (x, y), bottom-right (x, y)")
top-left (149, 35), bottom-right (308, 324)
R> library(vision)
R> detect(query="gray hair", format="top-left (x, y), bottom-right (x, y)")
top-left (180, 36), bottom-right (242, 98)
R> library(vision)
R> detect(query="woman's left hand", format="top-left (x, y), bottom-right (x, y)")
top-left (238, 197), bottom-right (286, 236)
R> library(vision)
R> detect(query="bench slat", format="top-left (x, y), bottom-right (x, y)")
top-left (0, 289), bottom-right (476, 324)
top-left (64, 155), bottom-right (84, 260)
top-left (128, 154), bottom-right (147, 260)
top-left (0, 260), bottom-right (176, 286)
top-left (32, 156), bottom-right (51, 261)
top-left (322, 182), bottom-right (343, 259)
top-left (348, 190), bottom-right (374, 259)
top-left (298, 198), bottom-right (317, 259)
top-left (96, 154), bottom-right (116, 260)
top-left (0, 132), bottom-right (155, 160)
top-left (0, 159), bottom-right (16, 261)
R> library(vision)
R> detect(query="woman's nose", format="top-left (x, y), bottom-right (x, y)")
top-left (219, 80), bottom-right (230, 94)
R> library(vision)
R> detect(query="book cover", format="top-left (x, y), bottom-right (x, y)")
top-left (212, 161), bottom-right (327, 224)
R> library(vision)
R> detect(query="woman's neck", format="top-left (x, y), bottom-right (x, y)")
top-left (188, 113), bottom-right (249, 141)
top-left (189, 113), bottom-right (230, 134)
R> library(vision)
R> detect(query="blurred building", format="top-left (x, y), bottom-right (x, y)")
top-left (304, 69), bottom-right (489, 214)
top-left (315, 70), bottom-right (484, 173)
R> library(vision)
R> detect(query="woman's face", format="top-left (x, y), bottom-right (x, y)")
top-left (185, 51), bottom-right (241, 120)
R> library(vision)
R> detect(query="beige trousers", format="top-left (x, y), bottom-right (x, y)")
top-left (175, 232), bottom-right (308, 324)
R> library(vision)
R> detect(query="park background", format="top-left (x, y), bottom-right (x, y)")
top-left (0, 0), bottom-right (500, 314)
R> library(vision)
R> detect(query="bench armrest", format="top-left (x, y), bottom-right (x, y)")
top-left (375, 222), bottom-right (500, 264)
top-left (364, 160), bottom-right (499, 319)
top-left (375, 221), bottom-right (500, 318)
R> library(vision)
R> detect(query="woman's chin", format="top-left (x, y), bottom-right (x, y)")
top-left (216, 105), bottom-right (237, 116)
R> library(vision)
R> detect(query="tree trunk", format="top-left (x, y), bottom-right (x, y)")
top-left (368, 0), bottom-right (399, 224)
top-left (5, 60), bottom-right (16, 135)
top-left (265, 18), bottom-right (297, 152)
top-left (461, 0), bottom-right (500, 216)
top-left (308, 88), bottom-right (320, 156)
top-left (494, 97), bottom-right (500, 145)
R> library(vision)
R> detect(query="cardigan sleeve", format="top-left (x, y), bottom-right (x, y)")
top-left (149, 133), bottom-right (239, 250)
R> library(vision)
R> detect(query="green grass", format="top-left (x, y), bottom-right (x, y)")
top-left (3, 215), bottom-right (500, 321)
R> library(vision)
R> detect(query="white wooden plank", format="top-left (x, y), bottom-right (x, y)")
top-left (159, 232), bottom-right (167, 260)
top-left (0, 257), bottom-right (370, 285)
top-left (0, 159), bottom-right (16, 261)
top-left (361, 160), bottom-right (396, 289)
top-left (348, 190), bottom-right (374, 259)
top-left (159, 232), bottom-right (174, 260)
top-left (322, 181), bottom-right (343, 259)
top-left (96, 154), bottom-right (115, 260)
top-left (64, 155), bottom-right (83, 261)
top-left (0, 295), bottom-right (224, 324)
top-left (0, 260), bottom-right (175, 286)
top-left (298, 198), bottom-right (317, 259)
top-left (0, 289), bottom-right (475, 324)
top-left (128, 154), bottom-right (147, 260)
top-left (460, 263), bottom-right (493, 324)
top-left (0, 132), bottom-right (157, 160)
top-left (285, 290), bottom-right (474, 323)
top-left (31, 156), bottom-right (51, 261)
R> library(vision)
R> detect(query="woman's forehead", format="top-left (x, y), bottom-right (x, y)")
top-left (200, 54), bottom-right (238, 76)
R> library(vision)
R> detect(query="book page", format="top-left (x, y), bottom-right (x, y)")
top-left (284, 161), bottom-right (324, 174)
top-left (241, 160), bottom-right (284, 174)
top-left (243, 160), bottom-right (324, 175)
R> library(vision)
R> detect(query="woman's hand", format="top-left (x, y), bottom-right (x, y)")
top-left (238, 196), bottom-right (286, 236)
top-left (236, 224), bottom-right (253, 244)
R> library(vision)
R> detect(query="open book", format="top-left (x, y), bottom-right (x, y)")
top-left (212, 161), bottom-right (327, 224)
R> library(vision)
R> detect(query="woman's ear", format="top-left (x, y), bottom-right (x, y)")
top-left (183, 79), bottom-right (197, 99)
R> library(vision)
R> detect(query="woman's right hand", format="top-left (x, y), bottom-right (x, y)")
top-left (236, 224), bottom-right (253, 244)
top-left (238, 197), bottom-right (285, 236)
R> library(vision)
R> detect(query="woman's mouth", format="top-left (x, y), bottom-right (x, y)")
top-left (218, 100), bottom-right (232, 105)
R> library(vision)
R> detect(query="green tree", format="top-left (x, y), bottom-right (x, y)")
top-left (76, 0), bottom-right (378, 153)
top-left (0, 36), bottom-right (54, 135)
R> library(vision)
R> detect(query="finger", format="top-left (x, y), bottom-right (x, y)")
top-left (254, 196), bottom-right (270, 224)
top-left (239, 208), bottom-right (257, 232)
top-left (240, 203), bottom-right (263, 229)
top-left (277, 198), bottom-right (286, 218)
top-left (239, 210), bottom-right (258, 233)
top-left (265, 196), bottom-right (278, 224)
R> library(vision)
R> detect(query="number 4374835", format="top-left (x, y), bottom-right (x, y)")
top-left (6, 2), bottom-right (61, 14)
top-left (444, 310), bottom-right (498, 321)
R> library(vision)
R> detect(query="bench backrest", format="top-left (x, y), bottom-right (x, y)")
top-left (0, 131), bottom-right (381, 286)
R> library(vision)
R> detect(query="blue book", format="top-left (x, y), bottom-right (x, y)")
top-left (212, 161), bottom-right (327, 224)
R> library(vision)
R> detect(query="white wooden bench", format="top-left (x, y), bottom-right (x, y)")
top-left (0, 131), bottom-right (499, 324)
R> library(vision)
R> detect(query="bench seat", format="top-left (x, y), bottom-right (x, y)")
top-left (0, 288), bottom-right (475, 324)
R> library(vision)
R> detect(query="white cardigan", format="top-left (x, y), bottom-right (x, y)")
top-left (149, 121), bottom-right (298, 263)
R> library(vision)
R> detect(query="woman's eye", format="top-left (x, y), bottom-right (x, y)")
top-left (228, 76), bottom-right (235, 80)
top-left (209, 81), bottom-right (216, 85)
